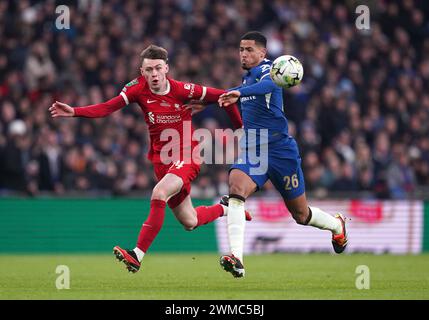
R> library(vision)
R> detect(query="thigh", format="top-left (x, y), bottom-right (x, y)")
top-left (268, 155), bottom-right (306, 201)
top-left (154, 173), bottom-right (184, 201)
top-left (166, 161), bottom-right (200, 209)
top-left (167, 160), bottom-right (200, 185)
top-left (229, 146), bottom-right (268, 193)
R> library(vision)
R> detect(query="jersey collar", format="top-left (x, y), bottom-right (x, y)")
top-left (255, 58), bottom-right (270, 69)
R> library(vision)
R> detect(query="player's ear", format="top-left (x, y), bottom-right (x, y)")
top-left (165, 63), bottom-right (169, 73)
top-left (140, 67), bottom-right (144, 76)
top-left (260, 47), bottom-right (267, 58)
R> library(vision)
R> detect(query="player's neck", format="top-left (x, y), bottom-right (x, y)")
top-left (150, 80), bottom-right (170, 95)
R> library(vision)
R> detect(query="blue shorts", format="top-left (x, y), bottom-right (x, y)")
top-left (230, 137), bottom-right (305, 200)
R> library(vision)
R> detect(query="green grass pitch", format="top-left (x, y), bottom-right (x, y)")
top-left (1, 253), bottom-right (428, 299)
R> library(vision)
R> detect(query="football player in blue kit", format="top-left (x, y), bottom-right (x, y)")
top-left (218, 31), bottom-right (348, 278)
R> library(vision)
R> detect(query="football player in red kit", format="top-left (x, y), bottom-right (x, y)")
top-left (50, 45), bottom-right (250, 273)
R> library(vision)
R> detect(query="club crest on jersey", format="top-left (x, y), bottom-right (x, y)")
top-left (174, 104), bottom-right (181, 110)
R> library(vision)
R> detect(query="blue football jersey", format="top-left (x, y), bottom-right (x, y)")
top-left (237, 59), bottom-right (290, 146)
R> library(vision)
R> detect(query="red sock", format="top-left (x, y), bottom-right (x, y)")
top-left (136, 199), bottom-right (166, 252)
top-left (195, 204), bottom-right (224, 227)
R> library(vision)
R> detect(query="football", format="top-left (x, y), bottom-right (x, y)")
top-left (269, 55), bottom-right (304, 88)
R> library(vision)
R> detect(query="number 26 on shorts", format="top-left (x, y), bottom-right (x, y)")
top-left (283, 174), bottom-right (299, 191)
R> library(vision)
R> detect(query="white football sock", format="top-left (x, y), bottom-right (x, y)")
top-left (227, 197), bottom-right (246, 262)
top-left (220, 204), bottom-right (228, 216)
top-left (308, 206), bottom-right (342, 235)
top-left (133, 247), bottom-right (145, 262)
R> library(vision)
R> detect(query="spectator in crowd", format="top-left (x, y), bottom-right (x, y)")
top-left (37, 128), bottom-right (64, 193)
top-left (1, 119), bottom-right (31, 192)
top-left (25, 41), bottom-right (57, 92)
top-left (387, 142), bottom-right (417, 198)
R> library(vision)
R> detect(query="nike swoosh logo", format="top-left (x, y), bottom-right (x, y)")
top-left (147, 100), bottom-right (156, 103)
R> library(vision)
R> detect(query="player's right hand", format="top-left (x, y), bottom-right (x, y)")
top-left (49, 101), bottom-right (74, 118)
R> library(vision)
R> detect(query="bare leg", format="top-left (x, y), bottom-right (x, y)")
top-left (172, 195), bottom-right (226, 231)
top-left (171, 195), bottom-right (198, 230)
top-left (284, 193), bottom-right (342, 234)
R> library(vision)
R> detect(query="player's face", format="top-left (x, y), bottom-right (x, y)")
top-left (140, 59), bottom-right (169, 92)
top-left (239, 40), bottom-right (267, 70)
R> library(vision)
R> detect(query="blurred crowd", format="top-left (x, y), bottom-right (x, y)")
top-left (0, 0), bottom-right (428, 199)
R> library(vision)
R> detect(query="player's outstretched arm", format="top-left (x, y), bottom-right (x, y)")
top-left (187, 85), bottom-right (243, 129)
top-left (218, 76), bottom-right (277, 107)
top-left (50, 95), bottom-right (127, 119)
top-left (176, 81), bottom-right (243, 129)
top-left (49, 101), bottom-right (75, 117)
top-left (236, 75), bottom-right (277, 97)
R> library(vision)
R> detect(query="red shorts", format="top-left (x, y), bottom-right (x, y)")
top-left (153, 160), bottom-right (200, 209)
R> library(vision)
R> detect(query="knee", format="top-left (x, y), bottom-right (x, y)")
top-left (229, 181), bottom-right (246, 198)
top-left (183, 225), bottom-right (195, 231)
top-left (151, 185), bottom-right (168, 201)
top-left (229, 171), bottom-right (255, 199)
top-left (290, 207), bottom-right (310, 225)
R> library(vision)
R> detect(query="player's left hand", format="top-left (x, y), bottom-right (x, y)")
top-left (184, 100), bottom-right (207, 115)
top-left (218, 90), bottom-right (241, 107)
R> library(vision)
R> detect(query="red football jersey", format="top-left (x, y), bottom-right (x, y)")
top-left (74, 76), bottom-right (243, 164)
top-left (121, 76), bottom-right (214, 163)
